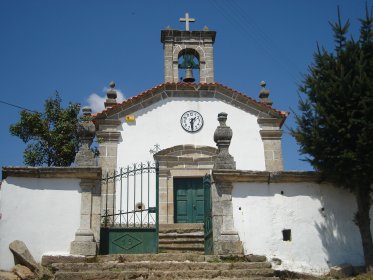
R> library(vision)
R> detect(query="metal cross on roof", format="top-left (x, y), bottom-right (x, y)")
top-left (179, 12), bottom-right (195, 31)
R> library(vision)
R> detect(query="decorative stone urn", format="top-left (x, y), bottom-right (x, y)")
top-left (213, 112), bottom-right (236, 170)
top-left (74, 107), bottom-right (96, 167)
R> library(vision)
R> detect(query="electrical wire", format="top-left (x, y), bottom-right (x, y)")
top-left (0, 100), bottom-right (40, 114)
top-left (208, 0), bottom-right (301, 83)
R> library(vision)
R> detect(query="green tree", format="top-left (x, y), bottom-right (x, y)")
top-left (291, 7), bottom-right (373, 271)
top-left (10, 92), bottom-right (81, 166)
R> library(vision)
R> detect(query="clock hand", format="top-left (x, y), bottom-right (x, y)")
top-left (190, 117), bottom-right (196, 131)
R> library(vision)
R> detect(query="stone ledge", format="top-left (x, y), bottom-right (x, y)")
top-left (2, 166), bottom-right (102, 180)
top-left (212, 170), bottom-right (321, 183)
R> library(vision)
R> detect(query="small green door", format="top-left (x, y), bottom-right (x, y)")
top-left (174, 178), bottom-right (204, 223)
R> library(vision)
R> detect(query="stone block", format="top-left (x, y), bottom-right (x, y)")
top-left (91, 214), bottom-right (101, 242)
top-left (9, 240), bottom-right (39, 273)
top-left (0, 271), bottom-right (19, 280)
top-left (92, 194), bottom-right (101, 215)
top-left (264, 150), bottom-right (274, 160)
top-left (79, 214), bottom-right (91, 229)
top-left (13, 264), bottom-right (35, 280)
top-left (81, 194), bottom-right (92, 215)
top-left (106, 146), bottom-right (117, 157)
top-left (70, 241), bottom-right (97, 256)
top-left (214, 240), bottom-right (243, 255)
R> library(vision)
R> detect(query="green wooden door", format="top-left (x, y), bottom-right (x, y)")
top-left (174, 178), bottom-right (204, 223)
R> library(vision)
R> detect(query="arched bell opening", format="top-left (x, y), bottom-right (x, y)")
top-left (178, 49), bottom-right (200, 83)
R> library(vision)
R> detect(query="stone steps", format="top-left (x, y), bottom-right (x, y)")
top-left (51, 260), bottom-right (272, 271)
top-left (159, 223), bottom-right (205, 253)
top-left (54, 269), bottom-right (278, 280)
top-left (44, 253), bottom-right (278, 280)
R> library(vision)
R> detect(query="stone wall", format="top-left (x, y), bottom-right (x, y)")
top-left (0, 167), bottom-right (101, 271)
top-left (213, 170), bottom-right (373, 274)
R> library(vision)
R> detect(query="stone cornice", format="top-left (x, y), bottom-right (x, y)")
top-left (2, 167), bottom-right (102, 180)
top-left (257, 118), bottom-right (283, 127)
top-left (259, 130), bottom-right (283, 140)
top-left (161, 30), bottom-right (216, 43)
top-left (95, 119), bottom-right (121, 126)
top-left (212, 170), bottom-right (321, 183)
top-left (96, 131), bottom-right (121, 142)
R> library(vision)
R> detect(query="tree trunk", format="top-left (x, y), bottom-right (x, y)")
top-left (356, 185), bottom-right (373, 272)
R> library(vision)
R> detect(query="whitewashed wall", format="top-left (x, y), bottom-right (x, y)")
top-left (232, 181), bottom-right (373, 274)
top-left (0, 177), bottom-right (81, 271)
top-left (117, 97), bottom-right (266, 170)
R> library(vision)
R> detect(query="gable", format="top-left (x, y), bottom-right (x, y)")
top-left (93, 82), bottom-right (288, 127)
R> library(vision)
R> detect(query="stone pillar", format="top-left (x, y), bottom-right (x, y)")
top-left (71, 179), bottom-right (98, 255)
top-left (71, 107), bottom-right (100, 255)
top-left (258, 118), bottom-right (284, 171)
top-left (202, 42), bottom-right (214, 83)
top-left (164, 41), bottom-right (174, 83)
top-left (96, 120), bottom-right (121, 217)
top-left (212, 113), bottom-right (243, 255)
top-left (74, 107), bottom-right (96, 167)
top-left (158, 168), bottom-right (171, 224)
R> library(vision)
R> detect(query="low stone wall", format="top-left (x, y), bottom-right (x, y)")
top-left (0, 167), bottom-right (101, 271)
top-left (213, 170), bottom-right (373, 275)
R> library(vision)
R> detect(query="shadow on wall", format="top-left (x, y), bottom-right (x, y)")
top-left (5, 177), bottom-right (81, 192)
top-left (314, 187), bottom-right (365, 267)
top-left (232, 181), bottom-right (370, 269)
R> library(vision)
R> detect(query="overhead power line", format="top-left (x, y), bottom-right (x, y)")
top-left (208, 0), bottom-right (302, 83)
top-left (0, 100), bottom-right (40, 114)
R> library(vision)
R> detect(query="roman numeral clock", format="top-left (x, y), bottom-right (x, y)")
top-left (180, 110), bottom-right (204, 132)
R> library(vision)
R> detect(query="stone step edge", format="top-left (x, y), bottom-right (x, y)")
top-left (55, 273), bottom-right (279, 280)
top-left (42, 254), bottom-right (266, 266)
top-left (159, 239), bottom-right (205, 246)
top-left (54, 268), bottom-right (276, 277)
top-left (51, 261), bottom-right (272, 272)
top-left (160, 244), bottom-right (204, 248)
top-left (159, 232), bottom-right (204, 237)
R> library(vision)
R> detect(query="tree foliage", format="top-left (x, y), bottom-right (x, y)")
top-left (10, 92), bottom-right (81, 166)
top-left (291, 6), bottom-right (373, 270)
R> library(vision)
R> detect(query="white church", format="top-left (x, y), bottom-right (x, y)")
top-left (0, 14), bottom-right (372, 276)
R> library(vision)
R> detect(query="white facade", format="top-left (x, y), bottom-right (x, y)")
top-left (117, 97), bottom-right (266, 170)
top-left (232, 181), bottom-right (373, 274)
top-left (0, 177), bottom-right (81, 271)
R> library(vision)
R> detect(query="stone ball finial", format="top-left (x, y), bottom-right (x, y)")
top-left (106, 81), bottom-right (117, 104)
top-left (259, 80), bottom-right (273, 106)
top-left (217, 112), bottom-right (227, 126)
top-left (82, 106), bottom-right (92, 117)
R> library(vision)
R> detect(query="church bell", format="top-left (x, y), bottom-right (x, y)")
top-left (183, 67), bottom-right (195, 83)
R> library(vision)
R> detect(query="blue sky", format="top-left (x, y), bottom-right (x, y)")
top-left (0, 1), bottom-right (370, 172)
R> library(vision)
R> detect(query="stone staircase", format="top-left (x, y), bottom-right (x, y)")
top-left (159, 223), bottom-right (205, 254)
top-left (43, 253), bottom-right (279, 280)
top-left (42, 224), bottom-right (278, 279)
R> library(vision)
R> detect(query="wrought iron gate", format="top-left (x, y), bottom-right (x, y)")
top-left (203, 174), bottom-right (213, 254)
top-left (100, 162), bottom-right (159, 254)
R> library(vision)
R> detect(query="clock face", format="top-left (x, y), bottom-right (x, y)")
top-left (180, 110), bottom-right (204, 132)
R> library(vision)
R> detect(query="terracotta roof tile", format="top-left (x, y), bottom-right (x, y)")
top-left (93, 82), bottom-right (288, 125)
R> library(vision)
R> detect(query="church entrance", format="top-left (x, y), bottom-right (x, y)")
top-left (174, 178), bottom-right (204, 223)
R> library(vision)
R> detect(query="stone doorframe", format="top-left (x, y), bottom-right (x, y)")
top-left (154, 144), bottom-right (217, 224)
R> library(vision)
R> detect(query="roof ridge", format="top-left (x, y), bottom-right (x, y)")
top-left (92, 82), bottom-right (288, 122)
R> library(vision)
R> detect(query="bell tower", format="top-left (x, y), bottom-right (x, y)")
top-left (161, 13), bottom-right (216, 83)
